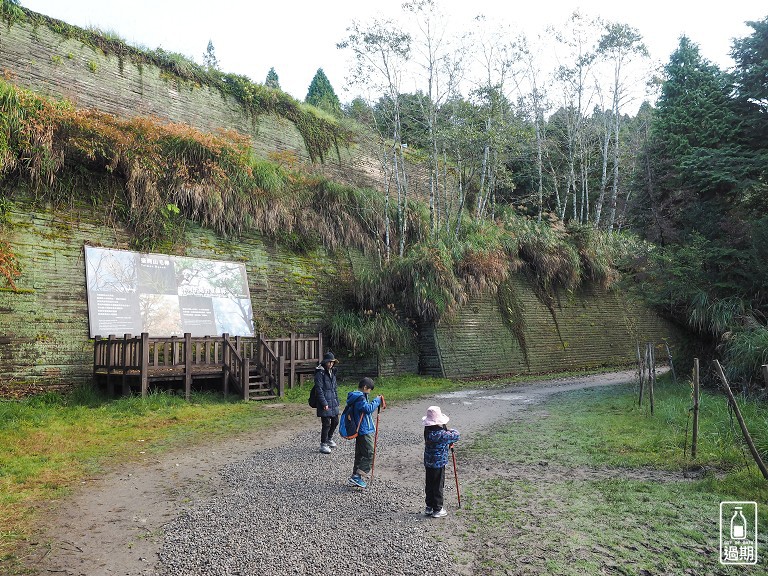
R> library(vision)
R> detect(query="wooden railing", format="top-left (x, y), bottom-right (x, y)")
top-left (93, 331), bottom-right (321, 399)
top-left (260, 332), bottom-right (323, 388)
top-left (258, 340), bottom-right (285, 398)
top-left (222, 334), bottom-right (248, 399)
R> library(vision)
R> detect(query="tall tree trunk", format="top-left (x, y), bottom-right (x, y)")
top-left (594, 110), bottom-right (611, 228)
top-left (608, 108), bottom-right (622, 230)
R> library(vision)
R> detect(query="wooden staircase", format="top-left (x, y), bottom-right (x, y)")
top-left (245, 369), bottom-right (277, 401)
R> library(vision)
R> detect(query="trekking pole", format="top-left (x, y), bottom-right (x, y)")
top-left (369, 395), bottom-right (386, 485)
top-left (450, 444), bottom-right (461, 508)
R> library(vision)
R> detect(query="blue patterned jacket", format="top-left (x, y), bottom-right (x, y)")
top-left (423, 425), bottom-right (460, 468)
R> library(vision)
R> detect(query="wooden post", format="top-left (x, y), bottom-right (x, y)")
top-left (242, 357), bottom-right (250, 401)
top-left (649, 343), bottom-right (655, 415)
top-left (665, 341), bottom-right (677, 384)
top-left (289, 332), bottom-right (296, 390)
top-left (140, 333), bottom-right (149, 398)
top-left (692, 358), bottom-right (700, 458)
top-left (222, 333), bottom-right (230, 396)
top-left (121, 334), bottom-right (131, 396)
top-left (637, 343), bottom-right (648, 406)
top-left (170, 335), bottom-right (179, 366)
top-left (714, 360), bottom-right (768, 480)
top-left (762, 364), bottom-right (768, 388)
top-left (184, 333), bottom-right (192, 401)
top-left (278, 355), bottom-right (286, 398)
top-left (318, 332), bottom-right (324, 363)
top-left (107, 334), bottom-right (116, 397)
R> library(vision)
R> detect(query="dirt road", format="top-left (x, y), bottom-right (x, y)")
top-left (21, 370), bottom-right (642, 575)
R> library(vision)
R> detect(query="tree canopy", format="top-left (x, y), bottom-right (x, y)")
top-left (305, 68), bottom-right (341, 116)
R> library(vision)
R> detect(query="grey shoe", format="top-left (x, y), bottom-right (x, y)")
top-left (424, 507), bottom-right (434, 516)
top-left (326, 439), bottom-right (337, 448)
top-left (431, 508), bottom-right (448, 518)
top-left (319, 443), bottom-right (331, 454)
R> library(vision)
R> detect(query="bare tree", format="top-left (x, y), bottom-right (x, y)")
top-left (403, 0), bottom-right (463, 236)
top-left (338, 19), bottom-right (412, 258)
top-left (467, 16), bottom-right (522, 221)
top-left (549, 11), bottom-right (600, 222)
top-left (595, 21), bottom-right (648, 230)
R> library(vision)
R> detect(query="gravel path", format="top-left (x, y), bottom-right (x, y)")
top-left (24, 370), bottom-right (642, 576)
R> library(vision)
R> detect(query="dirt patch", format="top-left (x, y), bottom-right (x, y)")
top-left (19, 370), bottom-right (651, 575)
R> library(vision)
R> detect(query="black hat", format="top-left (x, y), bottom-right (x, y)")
top-left (322, 352), bottom-right (338, 365)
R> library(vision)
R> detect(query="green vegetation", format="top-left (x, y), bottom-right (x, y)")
top-left (460, 376), bottom-right (768, 574)
top-left (0, 79), bottom-right (374, 253)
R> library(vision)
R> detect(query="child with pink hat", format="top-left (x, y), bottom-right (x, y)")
top-left (422, 405), bottom-right (460, 518)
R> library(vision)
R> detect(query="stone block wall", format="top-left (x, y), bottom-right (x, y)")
top-left (436, 277), bottom-right (679, 378)
top-left (0, 16), bottom-right (385, 190)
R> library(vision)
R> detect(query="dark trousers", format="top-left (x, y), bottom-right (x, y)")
top-left (321, 415), bottom-right (339, 444)
top-left (353, 432), bottom-right (375, 476)
top-left (425, 466), bottom-right (445, 511)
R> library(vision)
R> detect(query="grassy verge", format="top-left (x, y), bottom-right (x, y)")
top-left (459, 376), bottom-right (768, 575)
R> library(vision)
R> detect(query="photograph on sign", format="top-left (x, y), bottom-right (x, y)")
top-left (84, 246), bottom-right (254, 338)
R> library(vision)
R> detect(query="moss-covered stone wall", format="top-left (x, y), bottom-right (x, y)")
top-left (0, 196), bottom-right (681, 391)
top-left (0, 195), bottom-right (347, 392)
top-left (436, 277), bottom-right (679, 378)
top-left (0, 15), bottom-right (385, 189)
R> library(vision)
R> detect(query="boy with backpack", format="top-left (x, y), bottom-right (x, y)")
top-left (340, 377), bottom-right (383, 488)
top-left (422, 405), bottom-right (460, 518)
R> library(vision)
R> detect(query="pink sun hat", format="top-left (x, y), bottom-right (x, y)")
top-left (422, 405), bottom-right (449, 426)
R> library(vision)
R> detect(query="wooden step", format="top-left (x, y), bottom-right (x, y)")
top-left (248, 393), bottom-right (278, 401)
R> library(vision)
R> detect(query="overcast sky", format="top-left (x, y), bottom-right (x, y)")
top-left (19, 0), bottom-right (767, 103)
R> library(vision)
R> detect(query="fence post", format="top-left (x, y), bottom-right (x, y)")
top-left (222, 333), bottom-right (230, 396)
top-left (184, 333), bottom-right (192, 401)
top-left (122, 334), bottom-right (132, 396)
top-left (714, 360), bottom-right (768, 480)
top-left (242, 357), bottom-right (250, 401)
top-left (665, 341), bottom-right (677, 384)
top-left (692, 358), bottom-right (700, 458)
top-left (140, 333), bottom-right (149, 397)
top-left (636, 342), bottom-right (644, 406)
top-left (279, 355), bottom-right (286, 398)
top-left (290, 332), bottom-right (296, 389)
top-left (107, 334), bottom-right (116, 397)
top-left (649, 343), bottom-right (655, 416)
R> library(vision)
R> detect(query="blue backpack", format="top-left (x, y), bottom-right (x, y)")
top-left (339, 400), bottom-right (364, 439)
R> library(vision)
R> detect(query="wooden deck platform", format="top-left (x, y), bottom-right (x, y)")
top-left (93, 332), bottom-right (323, 401)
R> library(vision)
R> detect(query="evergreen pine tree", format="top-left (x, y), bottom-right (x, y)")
top-left (305, 68), bottom-right (341, 116)
top-left (203, 40), bottom-right (219, 70)
top-left (265, 67), bottom-right (280, 90)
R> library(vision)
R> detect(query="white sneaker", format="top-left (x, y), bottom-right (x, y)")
top-left (319, 443), bottom-right (331, 454)
top-left (431, 508), bottom-right (448, 518)
top-left (326, 439), bottom-right (337, 448)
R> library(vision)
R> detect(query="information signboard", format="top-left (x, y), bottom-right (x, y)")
top-left (84, 246), bottom-right (254, 338)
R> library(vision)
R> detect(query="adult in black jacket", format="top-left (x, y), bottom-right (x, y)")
top-left (314, 351), bottom-right (340, 454)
